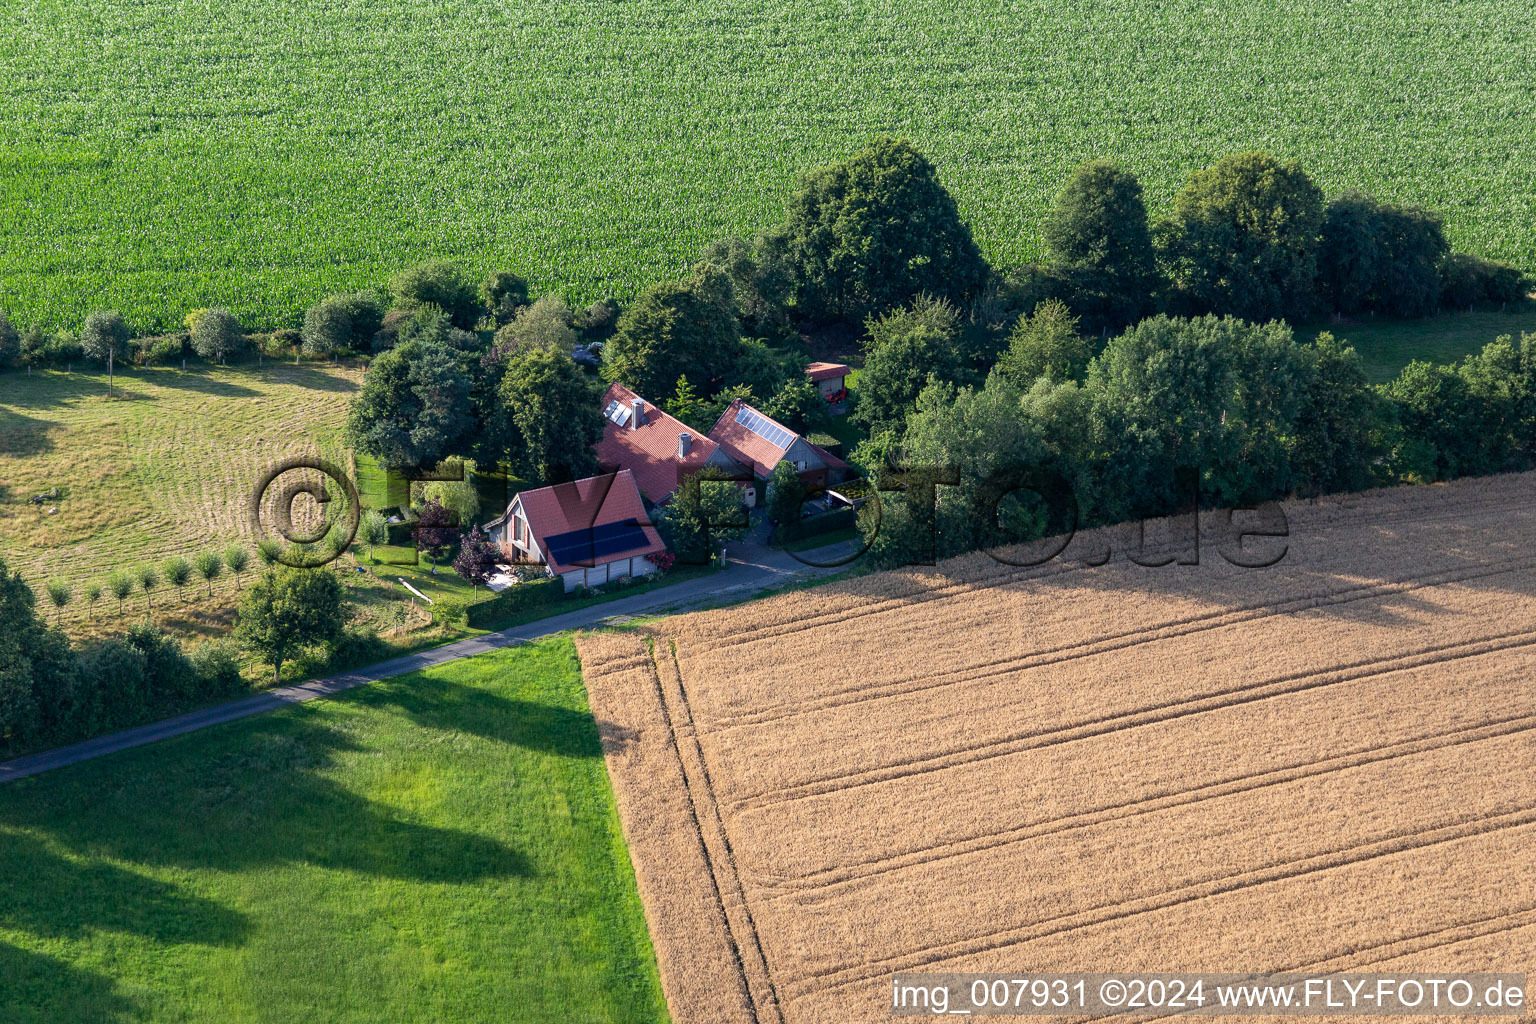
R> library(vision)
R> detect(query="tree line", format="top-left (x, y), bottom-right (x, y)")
top-left (854, 312), bottom-right (1536, 568)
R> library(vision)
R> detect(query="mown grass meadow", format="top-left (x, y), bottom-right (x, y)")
top-left (1, 0), bottom-right (1533, 332)
top-left (0, 639), bottom-right (670, 1024)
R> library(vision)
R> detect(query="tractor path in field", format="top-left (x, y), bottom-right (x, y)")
top-left (0, 538), bottom-right (858, 784)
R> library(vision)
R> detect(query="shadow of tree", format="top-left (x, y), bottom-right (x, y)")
top-left (363, 677), bottom-right (605, 759)
top-left (142, 369), bottom-right (258, 398)
top-left (0, 942), bottom-right (137, 1024)
top-left (2, 715), bottom-right (530, 885)
top-left (0, 407), bottom-right (59, 459)
top-left (0, 830), bottom-right (247, 946)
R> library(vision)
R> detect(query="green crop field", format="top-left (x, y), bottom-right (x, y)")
top-left (1, 0), bottom-right (1533, 333)
top-left (0, 638), bottom-right (670, 1024)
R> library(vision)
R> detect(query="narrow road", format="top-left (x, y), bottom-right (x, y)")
top-left (0, 539), bottom-right (857, 785)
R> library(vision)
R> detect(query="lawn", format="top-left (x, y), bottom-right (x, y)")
top-left (1306, 306), bottom-right (1536, 383)
top-left (2, 0), bottom-right (1534, 332)
top-left (0, 639), bottom-right (670, 1024)
top-left (0, 362), bottom-right (360, 633)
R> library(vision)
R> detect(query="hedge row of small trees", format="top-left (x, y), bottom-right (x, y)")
top-left (0, 556), bottom-right (244, 753)
top-left (44, 545), bottom-right (254, 624)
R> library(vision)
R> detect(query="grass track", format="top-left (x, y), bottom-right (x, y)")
top-left (1, 0), bottom-right (1534, 331)
top-left (0, 638), bottom-right (670, 1024)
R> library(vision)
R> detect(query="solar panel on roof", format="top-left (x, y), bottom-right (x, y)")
top-left (542, 518), bottom-right (650, 567)
top-left (603, 399), bottom-right (632, 427)
top-left (735, 406), bottom-right (794, 449)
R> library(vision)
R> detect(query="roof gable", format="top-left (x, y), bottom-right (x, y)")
top-left (706, 399), bottom-right (849, 478)
top-left (509, 469), bottom-right (665, 573)
top-left (594, 382), bottom-right (740, 502)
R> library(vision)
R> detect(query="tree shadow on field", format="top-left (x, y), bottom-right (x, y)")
top-left (143, 366), bottom-right (258, 398)
top-left (815, 471), bottom-right (1536, 635)
top-left (0, 941), bottom-right (137, 1024)
top-left (263, 363), bottom-right (360, 394)
top-left (0, 407), bottom-right (58, 459)
top-left (365, 676), bottom-right (605, 759)
top-left (0, 714), bottom-right (530, 887)
top-left (0, 830), bottom-right (248, 947)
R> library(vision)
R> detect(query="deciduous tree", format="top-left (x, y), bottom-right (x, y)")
top-left (233, 567), bottom-right (346, 685)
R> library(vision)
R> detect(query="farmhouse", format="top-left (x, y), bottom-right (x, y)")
top-left (594, 383), bottom-right (749, 504)
top-left (805, 361), bottom-right (851, 415)
top-left (484, 469), bottom-right (666, 591)
top-left (706, 398), bottom-right (849, 491)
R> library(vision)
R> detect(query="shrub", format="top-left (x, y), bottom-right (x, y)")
top-left (190, 307), bottom-right (245, 364)
top-left (1318, 192), bottom-right (1447, 317)
top-left (1043, 159), bottom-right (1159, 330)
top-left (124, 623), bottom-right (196, 702)
top-left (1439, 253), bottom-right (1530, 308)
top-left (430, 597), bottom-right (469, 627)
top-left (80, 311), bottom-right (131, 369)
top-left (0, 311), bottom-right (18, 369)
top-left (480, 271), bottom-right (529, 325)
top-left (189, 639), bottom-right (245, 696)
top-left (303, 291), bottom-right (384, 356)
top-left (73, 636), bottom-right (149, 733)
top-left (135, 334), bottom-right (186, 366)
top-left (1156, 152), bottom-right (1325, 322)
top-left (464, 577), bottom-right (563, 629)
top-left (389, 261), bottom-right (481, 328)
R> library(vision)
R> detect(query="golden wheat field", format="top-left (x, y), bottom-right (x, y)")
top-left (577, 473), bottom-right (1536, 1024)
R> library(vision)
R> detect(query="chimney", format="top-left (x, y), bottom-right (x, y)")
top-left (678, 432), bottom-right (692, 458)
top-left (630, 397), bottom-right (644, 429)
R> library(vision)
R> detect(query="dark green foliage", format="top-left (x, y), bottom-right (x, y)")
top-left (20, 327), bottom-right (82, 366)
top-left (491, 294), bottom-right (578, 356)
top-left (0, 557), bottom-right (77, 749)
top-left (731, 337), bottom-right (799, 404)
top-left (499, 345), bottom-right (604, 483)
top-left (574, 297), bottom-right (620, 339)
top-left (1290, 332), bottom-right (1378, 496)
top-left (124, 624), bottom-right (196, 702)
top-left (190, 307), bottom-right (245, 364)
top-left (0, 311), bottom-right (18, 368)
top-left (655, 470), bottom-right (748, 563)
top-left (765, 137), bottom-right (988, 323)
top-left (1317, 192), bottom-right (1447, 317)
top-left (994, 299), bottom-right (1090, 387)
top-left (1156, 152), bottom-right (1325, 322)
top-left (766, 460), bottom-right (807, 530)
top-left (234, 567), bottom-right (347, 685)
top-left (697, 236), bottom-right (793, 339)
top-left (79, 310), bottom-right (131, 365)
top-left (602, 266), bottom-right (744, 398)
top-left (1043, 160), bottom-right (1159, 330)
top-left (464, 577), bottom-right (565, 629)
top-left (852, 294), bottom-right (966, 437)
top-left (762, 372), bottom-right (826, 434)
top-left (480, 270), bottom-right (530, 325)
top-left (303, 291), bottom-right (384, 356)
top-left (188, 640), bottom-right (244, 696)
top-left (389, 261), bottom-right (482, 328)
top-left (1439, 253), bottom-right (1530, 308)
top-left (73, 636), bottom-right (150, 731)
top-left (134, 333), bottom-right (186, 366)
top-left (345, 337), bottom-right (475, 471)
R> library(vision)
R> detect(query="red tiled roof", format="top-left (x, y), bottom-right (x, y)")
top-left (513, 469), bottom-right (665, 574)
top-left (706, 399), bottom-right (850, 478)
top-left (595, 383), bottom-right (728, 503)
top-left (806, 361), bottom-right (850, 382)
